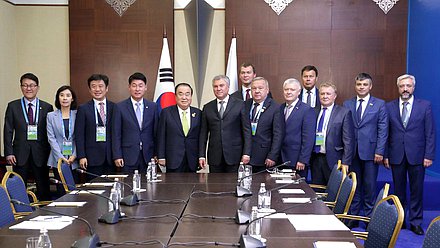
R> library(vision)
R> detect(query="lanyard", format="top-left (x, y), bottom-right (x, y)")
top-left (21, 97), bottom-right (39, 125)
top-left (60, 110), bottom-right (73, 140)
top-left (94, 102), bottom-right (105, 126)
top-left (250, 105), bottom-right (263, 123)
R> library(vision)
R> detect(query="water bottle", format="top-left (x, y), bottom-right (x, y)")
top-left (37, 227), bottom-right (52, 248)
top-left (133, 170), bottom-right (141, 192)
top-left (114, 178), bottom-right (123, 199)
top-left (237, 162), bottom-right (244, 182)
top-left (109, 187), bottom-right (119, 211)
top-left (243, 165), bottom-right (252, 190)
top-left (249, 206), bottom-right (261, 237)
top-left (146, 162), bottom-right (152, 182)
top-left (258, 183), bottom-right (266, 209)
top-left (263, 190), bottom-right (271, 210)
top-left (150, 159), bottom-right (157, 180)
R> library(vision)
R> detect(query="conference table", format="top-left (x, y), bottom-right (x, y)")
top-left (0, 172), bottom-right (362, 247)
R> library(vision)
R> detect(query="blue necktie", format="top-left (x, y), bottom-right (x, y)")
top-left (135, 102), bottom-right (142, 128)
top-left (356, 99), bottom-right (363, 123)
top-left (314, 107), bottom-right (327, 153)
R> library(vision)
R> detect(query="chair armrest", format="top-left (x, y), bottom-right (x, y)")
top-left (309, 184), bottom-right (327, 190)
top-left (27, 190), bottom-right (38, 203)
top-left (351, 230), bottom-right (368, 240)
top-left (325, 201), bottom-right (336, 208)
top-left (336, 214), bottom-right (370, 223)
top-left (30, 201), bottom-right (52, 207)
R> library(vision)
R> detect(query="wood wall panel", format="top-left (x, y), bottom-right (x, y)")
top-left (69, 0), bottom-right (173, 104)
top-left (226, 0), bottom-right (407, 103)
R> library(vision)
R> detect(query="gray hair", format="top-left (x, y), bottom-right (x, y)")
top-left (251, 76), bottom-right (269, 88)
top-left (397, 74), bottom-right (416, 86)
top-left (212, 75), bottom-right (230, 86)
top-left (283, 78), bottom-right (301, 88)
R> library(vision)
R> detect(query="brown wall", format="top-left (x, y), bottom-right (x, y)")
top-left (226, 0), bottom-right (407, 104)
top-left (69, 0), bottom-right (173, 104)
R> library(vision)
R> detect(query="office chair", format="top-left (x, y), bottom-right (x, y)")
top-left (327, 171), bottom-right (357, 215)
top-left (57, 158), bottom-right (77, 193)
top-left (422, 216), bottom-right (440, 248)
top-left (0, 185), bottom-right (16, 228)
top-left (310, 160), bottom-right (346, 202)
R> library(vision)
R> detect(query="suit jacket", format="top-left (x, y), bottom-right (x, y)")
top-left (231, 89), bottom-right (273, 101)
top-left (199, 96), bottom-right (251, 166)
top-left (244, 98), bottom-right (283, 165)
top-left (322, 104), bottom-right (355, 168)
top-left (157, 105), bottom-right (201, 171)
top-left (112, 98), bottom-right (158, 166)
top-left (386, 98), bottom-right (435, 165)
top-left (299, 88), bottom-right (321, 114)
top-left (3, 98), bottom-right (53, 167)
top-left (46, 109), bottom-right (79, 169)
top-left (280, 101), bottom-right (316, 167)
top-left (75, 100), bottom-right (114, 166)
top-left (343, 96), bottom-right (388, 161)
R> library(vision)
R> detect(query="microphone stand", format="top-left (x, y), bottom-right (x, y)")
top-left (11, 199), bottom-right (100, 248)
top-left (239, 196), bottom-right (322, 248)
top-left (76, 168), bottom-right (138, 206)
top-left (235, 177), bottom-right (305, 224)
top-left (50, 178), bottom-right (120, 224)
top-left (236, 161), bottom-right (291, 197)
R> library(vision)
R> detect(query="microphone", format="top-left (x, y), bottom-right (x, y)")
top-left (75, 168), bottom-right (138, 206)
top-left (50, 178), bottom-right (120, 224)
top-left (235, 177), bottom-right (305, 224)
top-left (239, 195), bottom-right (323, 248)
top-left (10, 199), bottom-right (100, 248)
top-left (236, 161), bottom-right (291, 197)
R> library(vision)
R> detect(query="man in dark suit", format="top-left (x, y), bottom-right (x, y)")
top-left (299, 65), bottom-right (321, 113)
top-left (157, 83), bottom-right (201, 172)
top-left (231, 63), bottom-right (272, 100)
top-left (75, 74), bottom-right (115, 180)
top-left (310, 82), bottom-right (355, 185)
top-left (384, 74), bottom-right (436, 235)
top-left (112, 72), bottom-right (158, 173)
top-left (244, 77), bottom-right (283, 172)
top-left (343, 73), bottom-right (388, 226)
top-left (280, 78), bottom-right (316, 178)
top-left (199, 75), bottom-right (251, 173)
top-left (4, 73), bottom-right (53, 200)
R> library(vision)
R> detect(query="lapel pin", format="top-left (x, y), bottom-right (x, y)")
top-left (369, 103), bottom-right (373, 106)
top-left (192, 113), bottom-right (196, 117)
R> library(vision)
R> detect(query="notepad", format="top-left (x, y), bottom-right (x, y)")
top-left (282, 197), bottom-right (311, 203)
top-left (270, 174), bottom-right (294, 178)
top-left (278, 189), bottom-right (305, 194)
top-left (313, 241), bottom-right (356, 248)
top-left (82, 182), bottom-right (114, 187)
top-left (69, 190), bottom-right (105, 195)
top-left (276, 179), bottom-right (299, 184)
top-left (47, 201), bottom-right (87, 207)
top-left (101, 174), bottom-right (129, 178)
top-left (287, 215), bottom-right (350, 231)
top-left (9, 215), bottom-right (75, 230)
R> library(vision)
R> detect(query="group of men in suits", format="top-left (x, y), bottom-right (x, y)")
top-left (2, 66), bottom-right (435, 235)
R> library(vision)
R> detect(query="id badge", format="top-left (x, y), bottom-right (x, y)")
top-left (96, 126), bottom-right (106, 142)
top-left (251, 122), bottom-right (258, 136)
top-left (315, 132), bottom-right (324, 146)
top-left (27, 125), bottom-right (38, 140)
top-left (62, 140), bottom-right (73, 156)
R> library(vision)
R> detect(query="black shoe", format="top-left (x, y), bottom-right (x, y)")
top-left (410, 224), bottom-right (424, 235)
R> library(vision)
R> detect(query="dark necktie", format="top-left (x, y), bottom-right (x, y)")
top-left (27, 103), bottom-right (34, 125)
top-left (402, 102), bottom-right (409, 128)
top-left (219, 101), bottom-right (225, 118)
top-left (356, 99), bottom-right (364, 123)
top-left (306, 90), bottom-right (311, 106)
top-left (284, 104), bottom-right (293, 121)
top-left (251, 103), bottom-right (259, 121)
top-left (314, 107), bottom-right (327, 153)
top-left (245, 89), bottom-right (250, 100)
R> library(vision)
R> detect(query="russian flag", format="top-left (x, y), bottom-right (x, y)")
top-left (153, 36), bottom-right (176, 113)
top-left (226, 34), bottom-right (238, 94)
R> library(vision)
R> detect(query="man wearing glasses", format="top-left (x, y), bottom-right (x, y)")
top-left (3, 73), bottom-right (54, 200)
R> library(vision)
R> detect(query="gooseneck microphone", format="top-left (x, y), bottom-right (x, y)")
top-left (75, 168), bottom-right (138, 206)
top-left (10, 199), bottom-right (100, 248)
top-left (50, 178), bottom-right (120, 224)
top-left (239, 195), bottom-right (324, 248)
top-left (235, 177), bottom-right (305, 224)
top-left (236, 161), bottom-right (291, 197)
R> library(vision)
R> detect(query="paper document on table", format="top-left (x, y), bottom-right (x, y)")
top-left (278, 189), bottom-right (305, 194)
top-left (270, 174), bottom-right (294, 178)
top-left (281, 169), bottom-right (293, 173)
top-left (47, 201), bottom-right (87, 207)
top-left (282, 198), bottom-right (311, 203)
top-left (9, 215), bottom-right (75, 230)
top-left (276, 179), bottom-right (298, 184)
top-left (288, 215), bottom-right (350, 231)
top-left (83, 182), bottom-right (114, 187)
top-left (259, 213), bottom-right (287, 219)
top-left (69, 190), bottom-right (105, 195)
top-left (313, 241), bottom-right (356, 248)
top-left (101, 174), bottom-right (129, 178)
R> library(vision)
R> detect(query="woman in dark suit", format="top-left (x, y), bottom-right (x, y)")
top-left (47, 85), bottom-right (78, 193)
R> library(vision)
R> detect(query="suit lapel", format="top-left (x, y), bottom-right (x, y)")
top-left (326, 105), bottom-right (338, 135)
top-left (141, 99), bottom-right (150, 130)
top-left (406, 98), bottom-right (417, 128)
top-left (189, 107), bottom-right (198, 132)
top-left (222, 96), bottom-right (234, 118)
top-left (171, 106), bottom-right (185, 135)
top-left (286, 101), bottom-right (301, 123)
top-left (125, 99), bottom-right (139, 129)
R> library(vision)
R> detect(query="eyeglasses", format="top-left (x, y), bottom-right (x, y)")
top-left (21, 84), bottom-right (38, 89)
